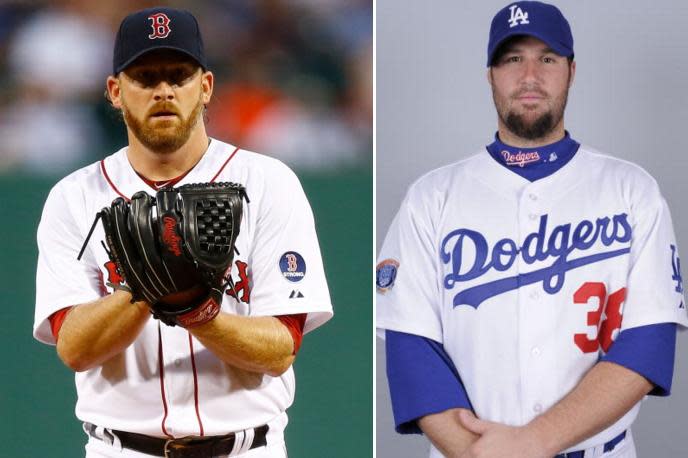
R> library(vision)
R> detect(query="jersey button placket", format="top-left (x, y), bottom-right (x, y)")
top-left (518, 186), bottom-right (543, 422)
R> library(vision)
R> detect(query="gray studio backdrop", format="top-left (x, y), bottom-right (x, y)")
top-left (376, 0), bottom-right (688, 456)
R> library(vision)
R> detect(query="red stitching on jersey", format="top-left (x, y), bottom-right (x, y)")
top-left (210, 147), bottom-right (240, 183)
top-left (100, 160), bottom-right (130, 202)
top-left (158, 326), bottom-right (173, 439)
top-left (188, 333), bottom-right (205, 436)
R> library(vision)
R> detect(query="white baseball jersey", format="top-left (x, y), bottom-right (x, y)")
top-left (377, 146), bottom-right (687, 455)
top-left (34, 138), bottom-right (333, 443)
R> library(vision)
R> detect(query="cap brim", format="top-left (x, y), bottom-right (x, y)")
top-left (115, 46), bottom-right (206, 74)
top-left (488, 31), bottom-right (571, 66)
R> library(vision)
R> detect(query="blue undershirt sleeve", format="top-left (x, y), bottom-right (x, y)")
top-left (385, 330), bottom-right (472, 434)
top-left (600, 322), bottom-right (677, 396)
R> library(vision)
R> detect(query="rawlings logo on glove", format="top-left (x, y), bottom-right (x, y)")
top-left (162, 215), bottom-right (183, 256)
top-left (79, 182), bottom-right (249, 327)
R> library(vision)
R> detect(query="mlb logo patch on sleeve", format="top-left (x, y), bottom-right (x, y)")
top-left (376, 259), bottom-right (399, 293)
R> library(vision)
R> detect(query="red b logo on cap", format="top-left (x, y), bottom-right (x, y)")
top-left (148, 13), bottom-right (171, 39)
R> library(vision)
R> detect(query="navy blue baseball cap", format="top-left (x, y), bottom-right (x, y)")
top-left (113, 7), bottom-right (207, 74)
top-left (487, 1), bottom-right (573, 66)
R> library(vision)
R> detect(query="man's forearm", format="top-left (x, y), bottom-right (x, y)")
top-left (56, 290), bottom-right (150, 372)
top-left (189, 313), bottom-right (295, 377)
top-left (419, 408), bottom-right (480, 457)
top-left (525, 361), bottom-right (652, 456)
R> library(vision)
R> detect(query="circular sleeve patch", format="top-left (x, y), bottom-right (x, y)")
top-left (279, 251), bottom-right (306, 282)
top-left (376, 259), bottom-right (399, 293)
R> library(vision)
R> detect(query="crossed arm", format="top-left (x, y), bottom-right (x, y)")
top-left (420, 361), bottom-right (651, 458)
top-left (55, 290), bottom-right (295, 376)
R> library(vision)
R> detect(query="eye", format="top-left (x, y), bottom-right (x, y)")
top-left (505, 55), bottom-right (521, 63)
top-left (542, 56), bottom-right (556, 64)
top-left (170, 68), bottom-right (196, 86)
top-left (128, 70), bottom-right (158, 87)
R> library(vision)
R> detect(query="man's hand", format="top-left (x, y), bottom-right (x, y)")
top-left (458, 410), bottom-right (549, 458)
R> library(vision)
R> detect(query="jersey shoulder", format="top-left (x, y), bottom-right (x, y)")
top-left (402, 151), bottom-right (484, 208)
top-left (212, 139), bottom-right (300, 183)
top-left (50, 160), bottom-right (101, 194)
top-left (408, 151), bottom-right (483, 193)
top-left (578, 145), bottom-right (668, 216)
top-left (579, 145), bottom-right (660, 190)
top-left (48, 148), bottom-right (126, 197)
top-left (209, 139), bottom-right (307, 214)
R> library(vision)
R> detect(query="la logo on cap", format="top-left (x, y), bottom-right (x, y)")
top-left (508, 4), bottom-right (529, 28)
top-left (148, 12), bottom-right (171, 39)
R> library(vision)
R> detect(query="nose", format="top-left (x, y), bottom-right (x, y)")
top-left (153, 80), bottom-right (175, 101)
top-left (520, 59), bottom-right (541, 84)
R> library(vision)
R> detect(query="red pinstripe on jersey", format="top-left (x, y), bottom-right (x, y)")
top-left (210, 147), bottom-right (240, 183)
top-left (157, 326), bottom-right (173, 439)
top-left (100, 160), bottom-right (130, 202)
top-left (188, 334), bottom-right (205, 436)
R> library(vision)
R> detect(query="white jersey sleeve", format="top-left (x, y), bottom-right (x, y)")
top-left (241, 157), bottom-right (333, 333)
top-left (34, 169), bottom-right (103, 344)
top-left (622, 174), bottom-right (687, 329)
top-left (376, 177), bottom-right (443, 342)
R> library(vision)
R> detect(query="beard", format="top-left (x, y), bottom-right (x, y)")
top-left (122, 95), bottom-right (204, 154)
top-left (503, 110), bottom-right (557, 140)
top-left (492, 80), bottom-right (570, 141)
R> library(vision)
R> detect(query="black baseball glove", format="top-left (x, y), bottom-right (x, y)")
top-left (79, 182), bottom-right (249, 327)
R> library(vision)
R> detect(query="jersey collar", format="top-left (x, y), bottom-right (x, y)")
top-left (473, 142), bottom-right (589, 199)
top-left (101, 139), bottom-right (239, 200)
top-left (486, 131), bottom-right (580, 182)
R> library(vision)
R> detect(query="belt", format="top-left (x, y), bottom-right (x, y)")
top-left (86, 423), bottom-right (269, 457)
top-left (555, 431), bottom-right (627, 458)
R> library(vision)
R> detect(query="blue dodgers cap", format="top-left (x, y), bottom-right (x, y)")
top-left (113, 7), bottom-right (207, 74)
top-left (487, 1), bottom-right (573, 66)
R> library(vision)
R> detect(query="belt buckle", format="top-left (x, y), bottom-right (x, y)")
top-left (164, 436), bottom-right (197, 458)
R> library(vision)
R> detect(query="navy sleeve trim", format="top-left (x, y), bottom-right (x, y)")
top-left (385, 330), bottom-right (472, 434)
top-left (600, 322), bottom-right (677, 396)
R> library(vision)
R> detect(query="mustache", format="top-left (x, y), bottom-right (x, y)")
top-left (513, 87), bottom-right (548, 98)
top-left (147, 103), bottom-right (181, 117)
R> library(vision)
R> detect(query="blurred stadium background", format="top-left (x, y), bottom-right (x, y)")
top-left (0, 0), bottom-right (372, 456)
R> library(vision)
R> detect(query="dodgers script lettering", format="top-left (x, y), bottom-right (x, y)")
top-left (440, 213), bottom-right (632, 308)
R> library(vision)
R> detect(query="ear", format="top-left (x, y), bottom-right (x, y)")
top-left (487, 67), bottom-right (493, 86)
top-left (201, 71), bottom-right (214, 104)
top-left (568, 60), bottom-right (576, 87)
top-left (106, 75), bottom-right (123, 109)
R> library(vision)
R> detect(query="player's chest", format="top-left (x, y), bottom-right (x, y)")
top-left (87, 208), bottom-right (255, 315)
top-left (435, 200), bottom-right (636, 358)
top-left (435, 195), bottom-right (633, 312)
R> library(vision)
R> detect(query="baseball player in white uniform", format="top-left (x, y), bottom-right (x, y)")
top-left (377, 2), bottom-right (687, 457)
top-left (33, 7), bottom-right (332, 457)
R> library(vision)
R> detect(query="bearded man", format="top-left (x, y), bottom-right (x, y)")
top-left (34, 7), bottom-right (333, 457)
top-left (376, 2), bottom-right (686, 457)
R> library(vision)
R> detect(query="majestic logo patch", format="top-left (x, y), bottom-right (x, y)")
top-left (671, 244), bottom-right (683, 293)
top-left (502, 150), bottom-right (541, 167)
top-left (148, 13), bottom-right (171, 39)
top-left (376, 259), bottom-right (399, 293)
top-left (162, 216), bottom-right (182, 256)
top-left (441, 213), bottom-right (632, 308)
top-left (508, 4), bottom-right (530, 28)
top-left (280, 252), bottom-right (306, 282)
